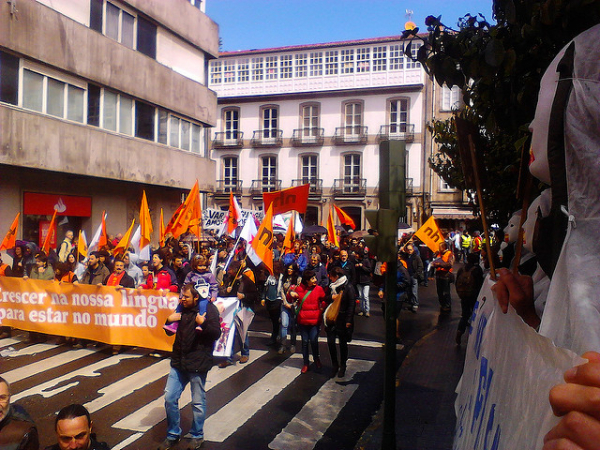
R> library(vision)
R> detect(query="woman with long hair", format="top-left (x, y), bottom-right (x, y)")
top-left (278, 262), bottom-right (301, 354)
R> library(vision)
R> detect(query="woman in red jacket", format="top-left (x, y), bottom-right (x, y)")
top-left (290, 269), bottom-right (326, 374)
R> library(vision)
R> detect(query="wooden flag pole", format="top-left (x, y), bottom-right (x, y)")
top-left (468, 135), bottom-right (496, 280)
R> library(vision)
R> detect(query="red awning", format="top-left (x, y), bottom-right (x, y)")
top-left (23, 192), bottom-right (92, 217)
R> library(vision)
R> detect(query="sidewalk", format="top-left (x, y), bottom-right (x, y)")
top-left (356, 279), bottom-right (467, 450)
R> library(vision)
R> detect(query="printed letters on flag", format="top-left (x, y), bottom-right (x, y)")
top-left (251, 204), bottom-right (275, 274)
top-left (263, 184), bottom-right (310, 215)
top-left (414, 216), bottom-right (444, 252)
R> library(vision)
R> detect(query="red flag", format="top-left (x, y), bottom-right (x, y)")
top-left (97, 211), bottom-right (108, 250)
top-left (251, 204), bottom-right (275, 274)
top-left (282, 213), bottom-right (295, 254)
top-left (334, 205), bottom-right (356, 229)
top-left (41, 210), bottom-right (58, 254)
top-left (159, 208), bottom-right (166, 247)
top-left (327, 207), bottom-right (339, 248)
top-left (0, 213), bottom-right (20, 251)
top-left (263, 184), bottom-right (310, 215)
top-left (227, 192), bottom-right (242, 236)
top-left (140, 191), bottom-right (153, 250)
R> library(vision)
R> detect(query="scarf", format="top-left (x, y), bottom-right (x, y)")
top-left (329, 275), bottom-right (347, 295)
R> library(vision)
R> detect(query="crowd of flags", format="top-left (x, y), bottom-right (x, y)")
top-left (0, 183), bottom-right (373, 276)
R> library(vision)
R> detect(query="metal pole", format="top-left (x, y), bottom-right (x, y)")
top-left (382, 256), bottom-right (397, 449)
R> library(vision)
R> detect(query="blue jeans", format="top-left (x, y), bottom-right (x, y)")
top-left (356, 283), bottom-right (370, 314)
top-left (164, 367), bottom-right (207, 439)
top-left (280, 305), bottom-right (297, 345)
top-left (227, 327), bottom-right (250, 362)
top-left (298, 323), bottom-right (320, 365)
top-left (408, 277), bottom-right (419, 307)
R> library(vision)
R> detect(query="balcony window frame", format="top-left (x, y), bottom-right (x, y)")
top-left (341, 49), bottom-right (354, 74)
top-left (295, 53), bottom-right (308, 78)
top-left (441, 84), bottom-right (461, 112)
top-left (223, 156), bottom-right (239, 192)
top-left (342, 100), bottom-right (364, 136)
top-left (342, 153), bottom-right (362, 194)
top-left (280, 55), bottom-right (293, 79)
top-left (223, 107), bottom-right (241, 142)
top-left (310, 52), bottom-right (323, 77)
top-left (387, 97), bottom-right (410, 134)
top-left (300, 153), bottom-right (319, 186)
top-left (372, 45), bottom-right (387, 72)
top-left (325, 50), bottom-right (339, 75)
top-left (237, 58), bottom-right (250, 82)
top-left (300, 102), bottom-right (320, 141)
top-left (251, 57), bottom-right (264, 81)
top-left (265, 56), bottom-right (278, 80)
top-left (260, 105), bottom-right (279, 140)
top-left (356, 47), bottom-right (370, 72)
top-left (260, 154), bottom-right (278, 191)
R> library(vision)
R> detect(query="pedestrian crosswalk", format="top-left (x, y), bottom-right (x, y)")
top-left (0, 333), bottom-right (382, 449)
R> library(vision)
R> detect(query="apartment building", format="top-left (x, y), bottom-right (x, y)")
top-left (208, 35), bottom-right (472, 230)
top-left (0, 0), bottom-right (218, 245)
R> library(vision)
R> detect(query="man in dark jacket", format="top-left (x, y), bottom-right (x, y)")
top-left (306, 254), bottom-right (328, 289)
top-left (0, 377), bottom-right (38, 450)
top-left (103, 257), bottom-right (135, 288)
top-left (159, 283), bottom-right (221, 450)
top-left (44, 403), bottom-right (109, 450)
top-left (401, 243), bottom-right (424, 313)
top-left (78, 252), bottom-right (110, 286)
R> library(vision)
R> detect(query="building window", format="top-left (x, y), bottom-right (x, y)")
top-left (325, 51), bottom-right (338, 75)
top-left (301, 154), bottom-right (318, 186)
top-left (301, 104), bottom-right (319, 138)
top-left (261, 156), bottom-right (277, 191)
top-left (135, 101), bottom-right (155, 141)
top-left (223, 61), bottom-right (235, 83)
top-left (238, 59), bottom-right (249, 82)
top-left (344, 102), bottom-right (362, 135)
top-left (343, 154), bottom-right (362, 193)
top-left (295, 53), bottom-right (307, 78)
top-left (21, 68), bottom-right (85, 123)
top-left (223, 108), bottom-right (240, 141)
top-left (90, 1), bottom-right (147, 53)
top-left (87, 84), bottom-right (101, 126)
top-left (158, 110), bottom-right (203, 152)
top-left (389, 44), bottom-right (403, 70)
top-left (93, 87), bottom-right (133, 134)
top-left (310, 52), bottom-right (323, 77)
top-left (0, 51), bottom-right (19, 105)
top-left (389, 98), bottom-right (409, 133)
top-left (251, 57), bottom-right (264, 81)
top-left (405, 42), bottom-right (422, 69)
top-left (280, 55), bottom-right (292, 79)
top-left (265, 56), bottom-right (278, 80)
top-left (441, 85), bottom-right (461, 111)
top-left (223, 156), bottom-right (238, 191)
top-left (261, 106), bottom-right (278, 139)
top-left (341, 49), bottom-right (354, 74)
top-left (373, 46), bottom-right (387, 71)
top-left (136, 16), bottom-right (157, 59)
top-left (356, 47), bottom-right (370, 72)
top-left (210, 61), bottom-right (222, 84)
top-left (440, 178), bottom-right (455, 192)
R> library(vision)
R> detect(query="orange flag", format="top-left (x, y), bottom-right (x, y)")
top-left (188, 183), bottom-right (202, 239)
top-left (251, 204), bottom-right (275, 274)
top-left (140, 191), bottom-right (153, 249)
top-left (77, 230), bottom-right (88, 259)
top-left (263, 184), bottom-right (310, 215)
top-left (159, 208), bottom-right (166, 247)
top-left (113, 219), bottom-right (136, 256)
top-left (334, 205), bottom-right (356, 229)
top-left (170, 181), bottom-right (199, 239)
top-left (414, 216), bottom-right (444, 252)
top-left (41, 210), bottom-right (58, 254)
top-left (98, 211), bottom-right (108, 250)
top-left (282, 212), bottom-right (295, 254)
top-left (0, 213), bottom-right (20, 251)
top-left (327, 206), bottom-right (339, 248)
top-left (165, 202), bottom-right (185, 237)
top-left (227, 192), bottom-right (242, 236)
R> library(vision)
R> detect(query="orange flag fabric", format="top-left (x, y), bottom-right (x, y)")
top-left (263, 184), bottom-right (310, 215)
top-left (165, 202), bottom-right (185, 237)
top-left (77, 230), bottom-right (88, 259)
top-left (334, 205), bottom-right (356, 230)
top-left (227, 192), bottom-right (242, 236)
top-left (0, 213), bottom-right (20, 251)
top-left (170, 181), bottom-right (199, 239)
top-left (327, 207), bottom-right (339, 248)
top-left (251, 204), bottom-right (275, 274)
top-left (159, 208), bottom-right (166, 247)
top-left (188, 184), bottom-right (202, 239)
top-left (414, 216), bottom-right (444, 252)
top-left (140, 191), bottom-right (153, 249)
top-left (41, 210), bottom-right (58, 254)
top-left (282, 213), bottom-right (295, 254)
top-left (98, 211), bottom-right (108, 250)
top-left (113, 219), bottom-right (136, 256)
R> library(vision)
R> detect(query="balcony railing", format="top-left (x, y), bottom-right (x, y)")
top-left (377, 124), bottom-right (415, 143)
top-left (291, 128), bottom-right (325, 146)
top-left (292, 178), bottom-right (323, 196)
top-left (332, 178), bottom-right (367, 197)
top-left (212, 131), bottom-right (244, 149)
top-left (374, 177), bottom-right (414, 195)
top-left (250, 129), bottom-right (283, 148)
top-left (250, 179), bottom-right (282, 196)
top-left (333, 126), bottom-right (368, 145)
top-left (214, 180), bottom-right (243, 196)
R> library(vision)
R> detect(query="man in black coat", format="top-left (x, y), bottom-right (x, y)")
top-left (44, 403), bottom-right (109, 450)
top-left (159, 283), bottom-right (221, 450)
top-left (0, 377), bottom-right (38, 450)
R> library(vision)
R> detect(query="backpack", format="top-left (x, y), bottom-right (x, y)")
top-left (455, 266), bottom-right (479, 299)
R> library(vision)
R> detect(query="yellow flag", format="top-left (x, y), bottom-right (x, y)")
top-left (414, 216), bottom-right (444, 252)
top-left (113, 219), bottom-right (136, 256)
top-left (140, 191), bottom-right (153, 250)
top-left (251, 204), bottom-right (274, 274)
top-left (77, 230), bottom-right (88, 259)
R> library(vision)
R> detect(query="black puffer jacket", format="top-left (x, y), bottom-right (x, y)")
top-left (170, 301), bottom-right (221, 373)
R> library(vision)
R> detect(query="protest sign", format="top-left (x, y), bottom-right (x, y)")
top-left (454, 277), bottom-right (585, 449)
top-left (212, 297), bottom-right (238, 357)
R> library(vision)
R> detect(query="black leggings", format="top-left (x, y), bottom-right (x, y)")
top-left (326, 327), bottom-right (349, 367)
